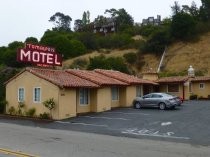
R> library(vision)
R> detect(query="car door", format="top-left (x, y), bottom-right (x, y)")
top-left (141, 94), bottom-right (152, 107)
top-left (150, 94), bottom-right (162, 107)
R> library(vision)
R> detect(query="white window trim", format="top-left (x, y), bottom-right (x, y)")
top-left (167, 84), bottom-right (180, 93)
top-left (33, 87), bottom-right (41, 103)
top-left (199, 83), bottom-right (205, 89)
top-left (79, 88), bottom-right (90, 106)
top-left (111, 87), bottom-right (119, 101)
top-left (18, 87), bottom-right (25, 102)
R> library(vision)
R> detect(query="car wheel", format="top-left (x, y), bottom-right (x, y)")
top-left (134, 102), bottom-right (141, 109)
top-left (171, 106), bottom-right (175, 109)
top-left (159, 103), bottom-right (166, 110)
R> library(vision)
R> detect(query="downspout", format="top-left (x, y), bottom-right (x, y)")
top-left (182, 83), bottom-right (185, 100)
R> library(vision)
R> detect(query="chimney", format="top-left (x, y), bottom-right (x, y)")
top-left (188, 65), bottom-right (195, 77)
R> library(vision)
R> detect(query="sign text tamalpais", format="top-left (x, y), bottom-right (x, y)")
top-left (17, 43), bottom-right (62, 66)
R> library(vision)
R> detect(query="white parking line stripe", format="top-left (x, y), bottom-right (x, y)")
top-left (55, 121), bottom-right (70, 124)
top-left (82, 116), bottom-right (129, 120)
top-left (71, 122), bottom-right (108, 127)
top-left (105, 111), bottom-right (149, 116)
top-left (55, 121), bottom-right (108, 127)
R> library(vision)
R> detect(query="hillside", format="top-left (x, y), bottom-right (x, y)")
top-left (162, 32), bottom-right (210, 75)
top-left (63, 32), bottom-right (210, 76)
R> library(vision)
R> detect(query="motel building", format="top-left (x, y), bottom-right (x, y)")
top-left (144, 66), bottom-right (210, 100)
top-left (5, 67), bottom-right (157, 120)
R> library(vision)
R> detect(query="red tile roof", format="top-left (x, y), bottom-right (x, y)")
top-left (191, 76), bottom-right (210, 82)
top-left (26, 68), bottom-right (99, 88)
top-left (66, 69), bottom-right (128, 86)
top-left (94, 69), bottom-right (158, 85)
top-left (157, 76), bottom-right (189, 83)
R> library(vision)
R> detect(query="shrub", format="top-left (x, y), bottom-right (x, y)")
top-left (43, 98), bottom-right (56, 110)
top-left (70, 58), bottom-right (88, 69)
top-left (8, 106), bottom-right (16, 115)
top-left (88, 55), bottom-right (130, 74)
top-left (17, 102), bottom-right (25, 115)
top-left (43, 98), bottom-right (56, 118)
top-left (190, 94), bottom-right (198, 100)
top-left (0, 100), bottom-right (8, 113)
top-left (25, 108), bottom-right (36, 117)
top-left (39, 112), bottom-right (50, 119)
top-left (123, 52), bottom-right (137, 64)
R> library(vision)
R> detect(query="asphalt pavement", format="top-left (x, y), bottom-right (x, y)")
top-left (1, 100), bottom-right (210, 146)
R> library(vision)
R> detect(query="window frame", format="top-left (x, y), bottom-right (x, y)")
top-left (136, 86), bottom-right (142, 97)
top-left (33, 87), bottom-right (41, 103)
top-left (111, 87), bottom-right (119, 101)
top-left (167, 84), bottom-right (179, 93)
top-left (199, 83), bottom-right (205, 89)
top-left (18, 87), bottom-right (25, 102)
top-left (79, 88), bottom-right (89, 106)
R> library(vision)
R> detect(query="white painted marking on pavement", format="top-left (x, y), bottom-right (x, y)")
top-left (105, 111), bottom-right (149, 116)
top-left (55, 121), bottom-right (70, 124)
top-left (55, 121), bottom-right (108, 127)
top-left (161, 122), bottom-right (172, 126)
top-left (71, 122), bottom-right (108, 127)
top-left (82, 116), bottom-right (129, 120)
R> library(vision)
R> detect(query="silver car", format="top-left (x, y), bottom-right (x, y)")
top-left (133, 93), bottom-right (182, 110)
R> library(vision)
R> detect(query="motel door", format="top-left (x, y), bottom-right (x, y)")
top-left (143, 85), bottom-right (154, 95)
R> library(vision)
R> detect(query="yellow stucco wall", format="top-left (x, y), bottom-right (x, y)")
top-left (124, 86), bottom-right (137, 107)
top-left (6, 71), bottom-right (59, 119)
top-left (58, 89), bottom-right (77, 119)
top-left (95, 87), bottom-right (111, 112)
top-left (191, 82), bottom-right (210, 98)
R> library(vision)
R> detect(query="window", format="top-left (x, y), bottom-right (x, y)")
top-left (199, 83), bottom-right (205, 89)
top-left (18, 88), bottom-right (24, 102)
top-left (111, 87), bottom-right (119, 101)
top-left (168, 84), bottom-right (179, 92)
top-left (33, 87), bottom-right (41, 103)
top-left (79, 88), bottom-right (89, 105)
top-left (136, 86), bottom-right (142, 97)
top-left (151, 94), bottom-right (162, 98)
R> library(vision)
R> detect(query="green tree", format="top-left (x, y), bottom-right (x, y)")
top-left (82, 11), bottom-right (90, 25)
top-left (200, 0), bottom-right (210, 21)
top-left (74, 19), bottom-right (83, 31)
top-left (171, 12), bottom-right (196, 40)
top-left (49, 12), bottom-right (72, 31)
top-left (88, 55), bottom-right (129, 73)
top-left (105, 8), bottom-right (134, 32)
top-left (25, 37), bottom-right (38, 44)
top-left (40, 30), bottom-right (86, 59)
top-left (182, 2), bottom-right (199, 19)
top-left (2, 41), bottom-right (25, 67)
top-left (171, 1), bottom-right (181, 16)
top-left (76, 32), bottom-right (98, 50)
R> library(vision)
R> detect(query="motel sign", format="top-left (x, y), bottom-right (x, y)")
top-left (17, 43), bottom-right (62, 66)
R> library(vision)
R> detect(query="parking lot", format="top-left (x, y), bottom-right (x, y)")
top-left (1, 100), bottom-right (210, 146)
top-left (44, 100), bottom-right (210, 146)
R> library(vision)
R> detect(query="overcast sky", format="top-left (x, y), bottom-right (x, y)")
top-left (0, 0), bottom-right (201, 47)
